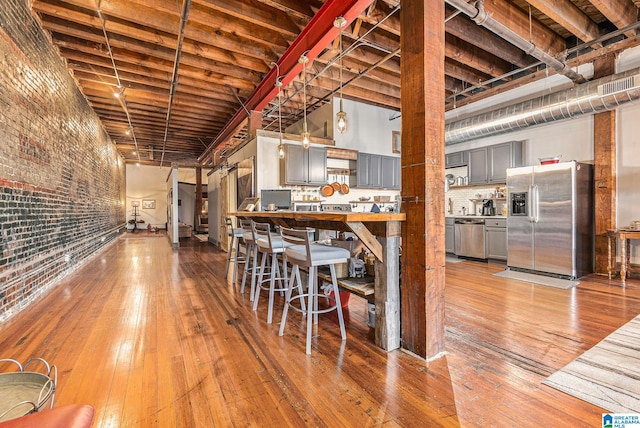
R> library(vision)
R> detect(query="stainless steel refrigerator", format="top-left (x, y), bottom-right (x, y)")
top-left (506, 161), bottom-right (594, 279)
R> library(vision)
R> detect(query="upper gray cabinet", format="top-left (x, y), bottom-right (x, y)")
top-left (280, 144), bottom-right (327, 186)
top-left (488, 142), bottom-right (523, 183)
top-left (468, 148), bottom-right (488, 184)
top-left (381, 156), bottom-right (401, 189)
top-left (445, 151), bottom-right (467, 168)
top-left (468, 141), bottom-right (523, 185)
top-left (357, 152), bottom-right (400, 189)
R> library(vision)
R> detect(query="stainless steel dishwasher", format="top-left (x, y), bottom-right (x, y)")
top-left (454, 218), bottom-right (486, 259)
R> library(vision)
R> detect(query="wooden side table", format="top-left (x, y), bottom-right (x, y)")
top-left (607, 229), bottom-right (640, 284)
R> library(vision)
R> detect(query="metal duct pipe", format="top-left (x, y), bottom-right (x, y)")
top-left (445, 0), bottom-right (586, 83)
top-left (445, 68), bottom-right (640, 145)
top-left (160, 0), bottom-right (192, 166)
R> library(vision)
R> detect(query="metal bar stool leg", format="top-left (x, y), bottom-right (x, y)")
top-left (232, 235), bottom-right (243, 284)
top-left (249, 243), bottom-right (259, 301)
top-left (330, 264), bottom-right (347, 340)
top-left (253, 251), bottom-right (269, 310)
top-left (225, 234), bottom-right (234, 279)
top-left (306, 266), bottom-right (316, 355)
top-left (240, 241), bottom-right (253, 294)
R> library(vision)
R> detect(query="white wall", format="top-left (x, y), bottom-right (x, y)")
top-left (286, 101), bottom-right (334, 139)
top-left (332, 97), bottom-right (401, 154)
top-left (126, 164), bottom-right (172, 228)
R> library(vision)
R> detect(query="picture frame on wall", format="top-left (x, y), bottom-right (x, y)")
top-left (142, 199), bottom-right (156, 209)
top-left (392, 131), bottom-right (401, 154)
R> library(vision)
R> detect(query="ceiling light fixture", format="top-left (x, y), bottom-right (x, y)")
top-left (299, 53), bottom-right (310, 149)
top-left (334, 16), bottom-right (348, 134)
top-left (272, 62), bottom-right (285, 159)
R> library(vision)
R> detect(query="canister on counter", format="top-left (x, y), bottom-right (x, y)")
top-left (469, 200), bottom-right (476, 215)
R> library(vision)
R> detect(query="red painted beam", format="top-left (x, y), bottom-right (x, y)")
top-left (199, 0), bottom-right (373, 163)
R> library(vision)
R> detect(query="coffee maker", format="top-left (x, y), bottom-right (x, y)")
top-left (482, 199), bottom-right (495, 216)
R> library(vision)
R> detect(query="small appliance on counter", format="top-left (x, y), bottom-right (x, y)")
top-left (481, 199), bottom-right (495, 216)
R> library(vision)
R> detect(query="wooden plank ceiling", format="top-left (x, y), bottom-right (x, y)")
top-left (31, 0), bottom-right (640, 166)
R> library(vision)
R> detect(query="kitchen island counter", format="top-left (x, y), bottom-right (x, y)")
top-left (229, 210), bottom-right (404, 351)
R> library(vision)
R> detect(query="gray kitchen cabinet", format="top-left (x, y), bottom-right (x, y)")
top-left (468, 141), bottom-right (523, 185)
top-left (485, 218), bottom-right (507, 260)
top-left (445, 217), bottom-right (455, 254)
top-left (280, 144), bottom-right (327, 186)
top-left (488, 141), bottom-right (523, 183)
top-left (468, 147), bottom-right (488, 184)
top-left (381, 156), bottom-right (401, 189)
top-left (445, 151), bottom-right (467, 168)
top-left (357, 153), bottom-right (374, 187)
top-left (357, 153), bottom-right (399, 189)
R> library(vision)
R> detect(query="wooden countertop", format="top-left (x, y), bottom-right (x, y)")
top-left (229, 210), bottom-right (405, 262)
top-left (229, 210), bottom-right (405, 222)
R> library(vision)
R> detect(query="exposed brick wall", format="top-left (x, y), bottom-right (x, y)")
top-left (0, 2), bottom-right (126, 320)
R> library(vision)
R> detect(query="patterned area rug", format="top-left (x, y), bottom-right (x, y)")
top-left (194, 234), bottom-right (208, 242)
top-left (493, 269), bottom-right (579, 289)
top-left (542, 315), bottom-right (640, 413)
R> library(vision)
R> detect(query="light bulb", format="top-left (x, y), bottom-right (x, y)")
top-left (336, 110), bottom-right (347, 133)
top-left (302, 132), bottom-right (310, 149)
top-left (278, 144), bottom-right (285, 159)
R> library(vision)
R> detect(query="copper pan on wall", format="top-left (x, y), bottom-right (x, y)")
top-left (321, 183), bottom-right (334, 197)
top-left (341, 175), bottom-right (349, 194)
top-left (331, 175), bottom-right (341, 191)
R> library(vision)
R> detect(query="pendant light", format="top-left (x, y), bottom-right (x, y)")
top-left (334, 16), bottom-right (348, 134)
top-left (299, 53), bottom-right (310, 149)
top-left (272, 62), bottom-right (285, 159)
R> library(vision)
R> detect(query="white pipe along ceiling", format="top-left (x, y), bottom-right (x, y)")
top-left (445, 67), bottom-right (640, 145)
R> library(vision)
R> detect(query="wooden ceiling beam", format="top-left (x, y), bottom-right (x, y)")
top-left (39, 14), bottom-right (270, 74)
top-left (52, 32), bottom-right (262, 89)
top-left (33, 0), bottom-right (276, 60)
top-left (69, 64), bottom-right (245, 107)
top-left (251, 0), bottom-right (318, 22)
top-left (524, 0), bottom-right (601, 44)
top-left (445, 34), bottom-right (514, 78)
top-left (588, 0), bottom-right (638, 39)
top-left (445, 14), bottom-right (534, 68)
top-left (480, 0), bottom-right (566, 56)
top-left (100, 0), bottom-right (291, 47)
top-left (58, 46), bottom-right (257, 94)
top-left (444, 59), bottom-right (492, 87)
top-left (195, 0), bottom-right (300, 37)
top-left (66, 56), bottom-right (248, 103)
top-left (309, 75), bottom-right (400, 108)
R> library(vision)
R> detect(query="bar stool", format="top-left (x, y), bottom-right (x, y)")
top-left (252, 221), bottom-right (293, 323)
top-left (240, 219), bottom-right (259, 301)
top-left (224, 217), bottom-right (245, 284)
top-left (278, 227), bottom-right (350, 354)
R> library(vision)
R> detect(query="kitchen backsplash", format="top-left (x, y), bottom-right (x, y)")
top-left (445, 166), bottom-right (508, 216)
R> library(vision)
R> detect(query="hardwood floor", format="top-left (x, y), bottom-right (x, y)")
top-left (1, 232), bottom-right (639, 427)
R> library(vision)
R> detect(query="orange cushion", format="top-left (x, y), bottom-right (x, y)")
top-left (0, 404), bottom-right (94, 428)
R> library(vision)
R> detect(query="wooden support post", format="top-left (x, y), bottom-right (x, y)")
top-left (400, 1), bottom-right (445, 359)
top-left (196, 166), bottom-right (203, 215)
top-left (593, 54), bottom-right (617, 275)
top-left (374, 226), bottom-right (401, 351)
top-left (248, 110), bottom-right (263, 138)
